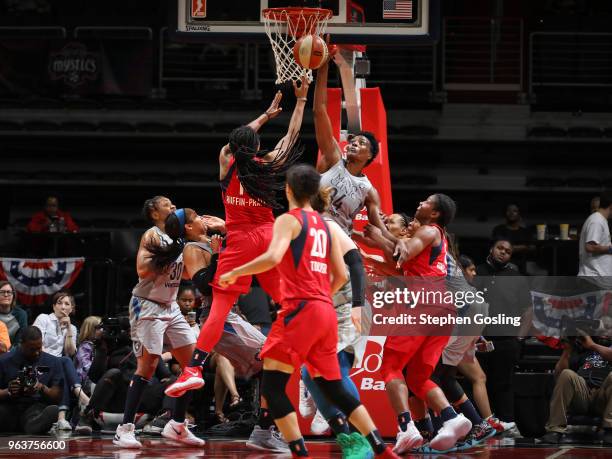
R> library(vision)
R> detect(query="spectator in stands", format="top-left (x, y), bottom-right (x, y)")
top-left (0, 326), bottom-right (63, 434)
top-left (474, 239), bottom-right (531, 430)
top-left (578, 191), bottom-right (612, 288)
top-left (459, 255), bottom-right (477, 284)
top-left (491, 204), bottom-right (534, 273)
top-left (541, 331), bottom-right (612, 445)
top-left (26, 196), bottom-right (79, 233)
top-left (176, 286), bottom-right (199, 340)
top-left (0, 281), bottom-right (27, 344)
top-left (33, 291), bottom-right (89, 430)
top-left (75, 316), bottom-right (102, 394)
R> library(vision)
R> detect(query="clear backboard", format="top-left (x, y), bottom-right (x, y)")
top-left (175, 0), bottom-right (439, 44)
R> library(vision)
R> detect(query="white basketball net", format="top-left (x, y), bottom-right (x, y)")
top-left (262, 7), bottom-right (332, 84)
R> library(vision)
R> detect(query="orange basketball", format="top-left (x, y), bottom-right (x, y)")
top-left (293, 35), bottom-right (328, 70)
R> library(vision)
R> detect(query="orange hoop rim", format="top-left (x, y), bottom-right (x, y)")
top-left (262, 7), bottom-right (333, 22)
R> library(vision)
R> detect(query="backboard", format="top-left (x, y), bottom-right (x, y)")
top-left (175, 0), bottom-right (439, 44)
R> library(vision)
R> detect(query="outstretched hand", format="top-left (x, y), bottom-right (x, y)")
top-left (265, 91), bottom-right (283, 119)
top-left (293, 74), bottom-right (310, 99)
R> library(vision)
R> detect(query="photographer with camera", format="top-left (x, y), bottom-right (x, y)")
top-left (541, 324), bottom-right (612, 444)
top-left (0, 326), bottom-right (64, 434)
top-left (75, 315), bottom-right (176, 434)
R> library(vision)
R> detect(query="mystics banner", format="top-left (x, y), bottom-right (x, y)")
top-left (0, 38), bottom-right (152, 97)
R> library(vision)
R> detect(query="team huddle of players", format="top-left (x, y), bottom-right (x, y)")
top-left (112, 51), bottom-right (502, 458)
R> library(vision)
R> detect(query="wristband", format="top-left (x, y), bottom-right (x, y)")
top-left (297, 97), bottom-right (307, 102)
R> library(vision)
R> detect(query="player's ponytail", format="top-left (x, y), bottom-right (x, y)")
top-left (433, 193), bottom-right (457, 228)
top-left (145, 208), bottom-right (194, 272)
top-left (311, 186), bottom-right (332, 213)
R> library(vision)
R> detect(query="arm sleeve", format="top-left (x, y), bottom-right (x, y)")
top-left (192, 253), bottom-right (218, 295)
top-left (344, 249), bottom-right (365, 308)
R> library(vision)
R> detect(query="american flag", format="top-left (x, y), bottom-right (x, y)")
top-left (383, 0), bottom-right (413, 20)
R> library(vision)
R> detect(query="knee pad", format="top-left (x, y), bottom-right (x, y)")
top-left (314, 377), bottom-right (361, 417)
top-left (261, 370), bottom-right (293, 419)
top-left (102, 368), bottom-right (122, 385)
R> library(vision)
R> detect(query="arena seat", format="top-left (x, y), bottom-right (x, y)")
top-left (399, 125), bottom-right (438, 136)
top-left (138, 172), bottom-right (176, 182)
top-left (24, 97), bottom-right (63, 109)
top-left (567, 126), bottom-right (603, 138)
top-left (526, 177), bottom-right (567, 187)
top-left (61, 121), bottom-right (98, 132)
top-left (98, 121), bottom-right (136, 132)
top-left (174, 121), bottom-right (212, 133)
top-left (140, 99), bottom-right (178, 110)
top-left (0, 97), bottom-right (23, 108)
top-left (64, 98), bottom-right (101, 110)
top-left (90, 218), bottom-right (128, 229)
top-left (69, 171), bottom-right (99, 181)
top-left (136, 121), bottom-right (174, 133)
top-left (0, 120), bottom-right (23, 131)
top-left (566, 177), bottom-right (602, 188)
top-left (527, 126), bottom-right (567, 138)
top-left (23, 120), bottom-right (60, 131)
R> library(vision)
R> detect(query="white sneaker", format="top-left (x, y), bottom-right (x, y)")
top-left (56, 419), bottom-right (73, 431)
top-left (298, 380), bottom-right (316, 419)
top-left (393, 421), bottom-right (424, 454)
top-left (430, 414), bottom-right (472, 452)
top-left (245, 425), bottom-right (290, 453)
top-left (113, 423), bottom-right (142, 448)
top-left (310, 410), bottom-right (330, 435)
top-left (162, 419), bottom-right (205, 446)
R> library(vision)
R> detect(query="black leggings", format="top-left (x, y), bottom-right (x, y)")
top-left (431, 362), bottom-right (465, 404)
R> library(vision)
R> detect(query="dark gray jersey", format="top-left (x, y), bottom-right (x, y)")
top-left (320, 159), bottom-right (372, 234)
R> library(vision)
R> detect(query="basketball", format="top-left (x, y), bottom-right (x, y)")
top-left (293, 34), bottom-right (328, 69)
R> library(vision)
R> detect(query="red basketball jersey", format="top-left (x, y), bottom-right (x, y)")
top-left (221, 158), bottom-right (274, 231)
top-left (401, 224), bottom-right (448, 277)
top-left (278, 209), bottom-right (333, 305)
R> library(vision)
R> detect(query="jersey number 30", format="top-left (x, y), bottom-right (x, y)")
top-left (309, 228), bottom-right (327, 258)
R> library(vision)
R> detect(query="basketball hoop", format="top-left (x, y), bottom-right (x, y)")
top-left (262, 7), bottom-right (333, 84)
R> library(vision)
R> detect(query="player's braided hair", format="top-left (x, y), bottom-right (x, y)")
top-left (145, 208), bottom-right (195, 273)
top-left (230, 126), bottom-right (304, 209)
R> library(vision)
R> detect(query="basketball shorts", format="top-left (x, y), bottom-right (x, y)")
top-left (261, 299), bottom-right (341, 380)
top-left (129, 296), bottom-right (195, 357)
top-left (212, 223), bottom-right (281, 302)
top-left (380, 335), bottom-right (450, 383)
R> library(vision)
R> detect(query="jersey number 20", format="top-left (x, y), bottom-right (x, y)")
top-left (309, 228), bottom-right (327, 258)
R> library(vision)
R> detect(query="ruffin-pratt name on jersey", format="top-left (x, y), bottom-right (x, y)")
top-left (310, 261), bottom-right (328, 274)
top-left (225, 195), bottom-right (264, 207)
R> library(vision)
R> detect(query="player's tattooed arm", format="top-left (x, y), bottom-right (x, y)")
top-left (136, 229), bottom-right (161, 279)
